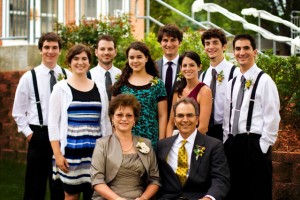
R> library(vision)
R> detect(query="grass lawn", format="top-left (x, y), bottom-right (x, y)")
top-left (0, 159), bottom-right (50, 200)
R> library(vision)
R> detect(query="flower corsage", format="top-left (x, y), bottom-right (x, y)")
top-left (115, 73), bottom-right (121, 81)
top-left (194, 145), bottom-right (205, 160)
top-left (136, 139), bottom-right (150, 154)
top-left (245, 78), bottom-right (253, 90)
top-left (57, 73), bottom-right (65, 81)
top-left (176, 71), bottom-right (184, 82)
top-left (150, 77), bottom-right (159, 86)
top-left (217, 70), bottom-right (224, 83)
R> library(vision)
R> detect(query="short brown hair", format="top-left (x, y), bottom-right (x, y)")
top-left (96, 35), bottom-right (116, 49)
top-left (65, 44), bottom-right (92, 66)
top-left (109, 94), bottom-right (141, 122)
top-left (157, 24), bottom-right (183, 43)
top-left (38, 32), bottom-right (63, 50)
top-left (173, 97), bottom-right (199, 116)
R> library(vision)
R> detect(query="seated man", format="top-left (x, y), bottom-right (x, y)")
top-left (156, 97), bottom-right (230, 200)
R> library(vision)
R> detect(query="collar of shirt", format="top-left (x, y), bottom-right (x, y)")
top-left (96, 64), bottom-right (114, 74)
top-left (241, 63), bottom-right (258, 80)
top-left (40, 63), bottom-right (60, 76)
top-left (162, 54), bottom-right (179, 66)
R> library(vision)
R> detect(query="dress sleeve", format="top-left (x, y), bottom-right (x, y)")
top-left (155, 79), bottom-right (167, 102)
top-left (146, 139), bottom-right (161, 186)
top-left (91, 138), bottom-right (107, 187)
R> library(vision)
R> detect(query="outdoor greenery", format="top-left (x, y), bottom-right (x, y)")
top-left (54, 14), bottom-right (135, 69)
top-left (56, 14), bottom-right (300, 125)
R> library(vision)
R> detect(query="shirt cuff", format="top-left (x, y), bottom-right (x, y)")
top-left (23, 126), bottom-right (33, 137)
top-left (205, 195), bottom-right (216, 200)
top-left (259, 141), bottom-right (270, 154)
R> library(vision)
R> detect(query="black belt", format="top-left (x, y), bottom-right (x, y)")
top-left (234, 132), bottom-right (261, 138)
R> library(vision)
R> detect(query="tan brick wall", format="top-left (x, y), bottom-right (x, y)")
top-left (0, 0), bottom-right (3, 46)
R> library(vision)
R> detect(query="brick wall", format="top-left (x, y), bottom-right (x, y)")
top-left (0, 71), bottom-right (28, 162)
top-left (0, 71), bottom-right (299, 199)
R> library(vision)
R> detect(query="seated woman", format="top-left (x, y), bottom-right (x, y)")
top-left (166, 51), bottom-right (212, 137)
top-left (90, 94), bottom-right (160, 200)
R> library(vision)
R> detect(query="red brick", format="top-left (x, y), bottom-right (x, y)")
top-left (273, 161), bottom-right (291, 182)
top-left (0, 136), bottom-right (9, 148)
top-left (1, 149), bottom-right (17, 160)
top-left (9, 136), bottom-right (27, 151)
top-left (272, 182), bottom-right (300, 200)
top-left (17, 150), bottom-right (27, 163)
top-left (292, 164), bottom-right (300, 183)
top-left (273, 151), bottom-right (300, 163)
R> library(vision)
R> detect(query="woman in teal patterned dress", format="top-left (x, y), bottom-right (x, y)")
top-left (112, 41), bottom-right (168, 148)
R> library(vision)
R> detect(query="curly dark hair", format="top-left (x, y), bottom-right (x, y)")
top-left (109, 94), bottom-right (141, 122)
top-left (157, 24), bottom-right (183, 43)
top-left (201, 28), bottom-right (227, 46)
top-left (112, 41), bottom-right (158, 95)
top-left (65, 44), bottom-right (92, 66)
top-left (38, 32), bottom-right (63, 50)
top-left (173, 51), bottom-right (202, 97)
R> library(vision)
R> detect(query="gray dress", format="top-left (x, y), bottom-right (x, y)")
top-left (92, 153), bottom-right (146, 200)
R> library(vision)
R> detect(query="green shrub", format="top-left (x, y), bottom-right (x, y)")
top-left (256, 52), bottom-right (300, 124)
top-left (55, 14), bottom-right (135, 69)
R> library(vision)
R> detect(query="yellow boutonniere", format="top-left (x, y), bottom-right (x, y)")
top-left (115, 73), bottom-right (121, 81)
top-left (57, 73), bottom-right (65, 81)
top-left (194, 145), bottom-right (205, 160)
top-left (176, 71), bottom-right (184, 81)
top-left (217, 70), bottom-right (224, 83)
top-left (150, 77), bottom-right (159, 86)
top-left (245, 79), bottom-right (253, 90)
top-left (136, 138), bottom-right (150, 154)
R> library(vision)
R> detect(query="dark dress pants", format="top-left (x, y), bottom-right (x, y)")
top-left (23, 125), bottom-right (64, 200)
top-left (224, 133), bottom-right (272, 200)
top-left (206, 124), bottom-right (223, 141)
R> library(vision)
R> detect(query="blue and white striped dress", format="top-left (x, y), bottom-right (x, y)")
top-left (53, 84), bottom-right (102, 189)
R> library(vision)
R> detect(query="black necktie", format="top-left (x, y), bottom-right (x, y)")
top-left (105, 71), bottom-right (112, 101)
top-left (210, 69), bottom-right (217, 125)
top-left (232, 75), bottom-right (246, 135)
top-left (49, 70), bottom-right (56, 93)
top-left (165, 61), bottom-right (173, 97)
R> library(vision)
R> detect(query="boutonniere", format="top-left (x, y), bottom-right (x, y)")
top-left (176, 71), bottom-right (184, 81)
top-left (136, 139), bottom-right (150, 154)
top-left (115, 73), bottom-right (121, 81)
top-left (245, 78), bottom-right (253, 90)
top-left (217, 70), bottom-right (224, 83)
top-left (150, 77), bottom-right (159, 86)
top-left (194, 145), bottom-right (205, 160)
top-left (57, 73), bottom-right (65, 81)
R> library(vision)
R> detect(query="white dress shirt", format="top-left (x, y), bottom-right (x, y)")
top-left (167, 129), bottom-right (197, 176)
top-left (161, 55), bottom-right (179, 86)
top-left (12, 64), bottom-right (72, 137)
top-left (89, 64), bottom-right (122, 86)
top-left (223, 64), bottom-right (281, 153)
top-left (199, 58), bottom-right (240, 124)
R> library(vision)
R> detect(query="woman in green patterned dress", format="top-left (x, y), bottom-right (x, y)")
top-left (112, 41), bottom-right (167, 148)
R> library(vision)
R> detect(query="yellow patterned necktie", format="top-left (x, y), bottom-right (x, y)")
top-left (176, 139), bottom-right (188, 186)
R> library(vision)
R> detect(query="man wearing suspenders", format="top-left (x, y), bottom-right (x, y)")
top-left (199, 28), bottom-right (239, 141)
top-left (12, 32), bottom-right (71, 200)
top-left (223, 34), bottom-right (280, 200)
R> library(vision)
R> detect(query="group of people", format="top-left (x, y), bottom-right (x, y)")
top-left (12, 23), bottom-right (280, 200)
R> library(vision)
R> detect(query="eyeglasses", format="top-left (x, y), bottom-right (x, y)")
top-left (114, 113), bottom-right (134, 120)
top-left (174, 113), bottom-right (198, 119)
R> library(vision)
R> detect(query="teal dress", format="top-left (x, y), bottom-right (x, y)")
top-left (119, 78), bottom-right (167, 148)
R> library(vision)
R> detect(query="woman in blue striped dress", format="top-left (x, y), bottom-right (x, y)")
top-left (48, 44), bottom-right (112, 200)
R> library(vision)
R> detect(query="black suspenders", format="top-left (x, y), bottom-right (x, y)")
top-left (31, 67), bottom-right (67, 126)
top-left (31, 69), bottom-right (43, 126)
top-left (229, 71), bottom-right (265, 134)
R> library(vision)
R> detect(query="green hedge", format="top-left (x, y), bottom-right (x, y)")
top-left (56, 16), bottom-right (300, 125)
